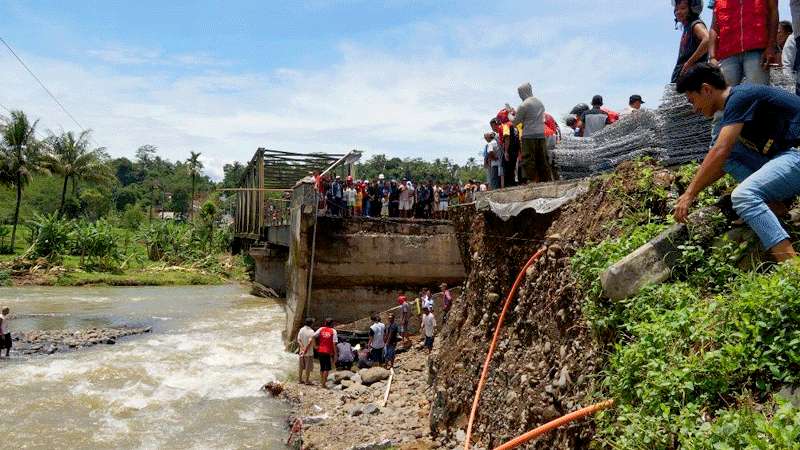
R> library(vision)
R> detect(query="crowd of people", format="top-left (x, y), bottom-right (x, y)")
top-left (294, 0), bottom-right (800, 400)
top-left (313, 172), bottom-right (492, 219)
top-left (296, 283), bottom-right (453, 388)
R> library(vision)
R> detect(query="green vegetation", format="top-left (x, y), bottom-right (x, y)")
top-left (0, 109), bottom-right (240, 287)
top-left (569, 160), bottom-right (800, 448)
top-left (356, 153), bottom-right (486, 184)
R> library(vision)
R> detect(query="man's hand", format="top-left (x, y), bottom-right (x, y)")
top-left (708, 58), bottom-right (719, 67)
top-left (674, 192), bottom-right (697, 223)
top-left (762, 47), bottom-right (778, 68)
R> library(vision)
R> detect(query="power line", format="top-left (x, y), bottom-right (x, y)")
top-left (0, 37), bottom-right (100, 147)
top-left (0, 100), bottom-right (49, 140)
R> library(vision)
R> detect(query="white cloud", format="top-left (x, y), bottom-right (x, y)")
top-left (0, 3), bottom-right (674, 181)
top-left (88, 44), bottom-right (229, 68)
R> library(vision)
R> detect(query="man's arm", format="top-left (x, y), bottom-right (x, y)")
top-left (675, 123), bottom-right (744, 222)
top-left (332, 330), bottom-right (338, 362)
top-left (685, 22), bottom-right (711, 69)
top-left (763, 0), bottom-right (779, 67)
top-left (708, 13), bottom-right (718, 64)
top-left (783, 35), bottom-right (796, 75)
top-left (512, 106), bottom-right (525, 127)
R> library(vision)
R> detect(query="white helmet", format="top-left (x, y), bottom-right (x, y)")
top-left (378, 173), bottom-right (385, 180)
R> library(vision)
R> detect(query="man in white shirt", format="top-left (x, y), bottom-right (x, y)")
top-left (367, 314), bottom-right (386, 365)
top-left (296, 318), bottom-right (315, 385)
top-left (421, 308), bottom-right (436, 353)
top-left (621, 95), bottom-right (645, 117)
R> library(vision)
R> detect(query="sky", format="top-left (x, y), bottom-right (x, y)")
top-left (0, 1), bottom-right (793, 180)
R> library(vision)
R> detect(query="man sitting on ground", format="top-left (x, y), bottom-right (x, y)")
top-left (335, 339), bottom-right (356, 371)
top-left (675, 63), bottom-right (800, 262)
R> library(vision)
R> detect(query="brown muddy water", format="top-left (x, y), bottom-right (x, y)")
top-left (0, 284), bottom-right (294, 449)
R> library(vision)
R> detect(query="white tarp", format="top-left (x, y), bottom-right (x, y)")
top-left (486, 184), bottom-right (588, 221)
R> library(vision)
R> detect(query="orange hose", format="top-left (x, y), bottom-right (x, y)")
top-left (464, 246), bottom-right (547, 450)
top-left (493, 400), bottom-right (614, 450)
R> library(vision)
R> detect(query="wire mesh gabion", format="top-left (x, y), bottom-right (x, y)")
top-left (553, 68), bottom-right (795, 179)
top-left (553, 84), bottom-right (711, 179)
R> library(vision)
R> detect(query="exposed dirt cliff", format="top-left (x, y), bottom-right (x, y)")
top-left (430, 161), bottom-right (678, 449)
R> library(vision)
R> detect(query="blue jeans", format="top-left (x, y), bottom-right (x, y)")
top-left (720, 50), bottom-right (769, 86)
top-left (727, 149), bottom-right (800, 250)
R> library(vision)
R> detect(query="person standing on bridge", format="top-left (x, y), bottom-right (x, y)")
top-left (313, 318), bottom-right (338, 388)
top-left (296, 317), bottom-right (315, 385)
top-left (513, 83), bottom-right (549, 183)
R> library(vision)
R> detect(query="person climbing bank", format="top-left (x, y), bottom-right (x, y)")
top-left (675, 63), bottom-right (800, 262)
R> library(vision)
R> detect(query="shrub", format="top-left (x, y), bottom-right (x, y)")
top-left (70, 219), bottom-right (122, 271)
top-left (26, 213), bottom-right (71, 261)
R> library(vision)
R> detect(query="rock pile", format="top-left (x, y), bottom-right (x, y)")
top-left (12, 326), bottom-right (152, 356)
top-left (282, 342), bottom-right (447, 450)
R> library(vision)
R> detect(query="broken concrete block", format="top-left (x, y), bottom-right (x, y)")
top-left (601, 224), bottom-right (685, 300)
top-left (601, 206), bottom-right (728, 300)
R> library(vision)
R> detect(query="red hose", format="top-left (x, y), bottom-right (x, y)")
top-left (493, 400), bottom-right (614, 450)
top-left (464, 246), bottom-right (547, 450)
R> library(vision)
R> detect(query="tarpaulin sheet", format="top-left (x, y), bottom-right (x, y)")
top-left (486, 184), bottom-right (588, 221)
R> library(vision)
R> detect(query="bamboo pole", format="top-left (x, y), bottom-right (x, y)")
top-left (382, 368), bottom-right (394, 407)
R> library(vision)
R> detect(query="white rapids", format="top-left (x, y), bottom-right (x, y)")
top-left (0, 285), bottom-right (294, 449)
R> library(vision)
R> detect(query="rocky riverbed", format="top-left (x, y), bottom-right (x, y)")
top-left (9, 326), bottom-right (153, 356)
top-left (279, 337), bottom-right (476, 450)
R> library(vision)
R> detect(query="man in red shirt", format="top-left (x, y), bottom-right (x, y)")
top-left (313, 318), bottom-right (338, 388)
top-left (708, 0), bottom-right (778, 86)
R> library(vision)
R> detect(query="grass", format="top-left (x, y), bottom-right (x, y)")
top-left (54, 268), bottom-right (226, 286)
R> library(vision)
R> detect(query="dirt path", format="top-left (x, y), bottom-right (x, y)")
top-left (281, 338), bottom-right (467, 450)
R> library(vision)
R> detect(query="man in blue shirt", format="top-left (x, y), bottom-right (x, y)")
top-left (675, 63), bottom-right (800, 262)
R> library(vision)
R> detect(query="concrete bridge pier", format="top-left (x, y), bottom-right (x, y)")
top-left (249, 244), bottom-right (289, 296)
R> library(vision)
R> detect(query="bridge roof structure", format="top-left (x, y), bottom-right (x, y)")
top-left (257, 148), bottom-right (345, 190)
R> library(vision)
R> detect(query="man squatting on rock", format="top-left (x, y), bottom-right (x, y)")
top-left (675, 63), bottom-right (800, 262)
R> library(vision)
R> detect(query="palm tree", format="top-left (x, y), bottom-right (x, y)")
top-left (186, 151), bottom-right (203, 219)
top-left (0, 110), bottom-right (45, 252)
top-left (43, 130), bottom-right (114, 217)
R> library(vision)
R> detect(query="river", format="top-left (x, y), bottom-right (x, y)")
top-left (0, 284), bottom-right (294, 449)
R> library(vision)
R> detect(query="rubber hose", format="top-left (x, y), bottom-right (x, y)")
top-left (493, 399), bottom-right (614, 450)
top-left (464, 246), bottom-right (547, 450)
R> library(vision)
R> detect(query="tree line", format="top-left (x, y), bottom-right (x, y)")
top-left (0, 110), bottom-right (214, 253)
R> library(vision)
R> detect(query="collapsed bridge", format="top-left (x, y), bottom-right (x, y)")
top-left (229, 147), bottom-right (466, 344)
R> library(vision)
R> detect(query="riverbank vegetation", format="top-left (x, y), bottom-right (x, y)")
top-left (569, 160), bottom-right (800, 448)
top-left (0, 109), bottom-right (245, 287)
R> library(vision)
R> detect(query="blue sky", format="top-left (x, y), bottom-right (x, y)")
top-left (0, 1), bottom-right (793, 179)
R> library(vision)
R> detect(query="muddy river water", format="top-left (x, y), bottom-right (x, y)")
top-left (0, 284), bottom-right (294, 449)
